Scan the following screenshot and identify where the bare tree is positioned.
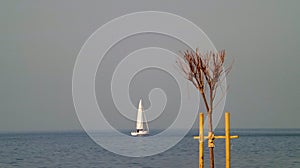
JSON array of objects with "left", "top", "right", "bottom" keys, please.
[{"left": 177, "top": 49, "right": 232, "bottom": 168}]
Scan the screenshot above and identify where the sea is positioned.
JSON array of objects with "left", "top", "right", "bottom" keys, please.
[{"left": 0, "top": 129, "right": 299, "bottom": 168}]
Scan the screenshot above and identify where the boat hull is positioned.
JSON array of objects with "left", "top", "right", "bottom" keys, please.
[{"left": 131, "top": 130, "right": 149, "bottom": 136}]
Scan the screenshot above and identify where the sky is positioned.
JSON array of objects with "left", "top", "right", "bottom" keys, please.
[{"left": 0, "top": 0, "right": 300, "bottom": 132}]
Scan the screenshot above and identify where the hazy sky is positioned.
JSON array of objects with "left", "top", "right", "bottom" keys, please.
[{"left": 1, "top": 0, "right": 300, "bottom": 132}]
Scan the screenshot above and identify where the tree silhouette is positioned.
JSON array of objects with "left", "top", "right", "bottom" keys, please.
[{"left": 177, "top": 49, "right": 232, "bottom": 168}]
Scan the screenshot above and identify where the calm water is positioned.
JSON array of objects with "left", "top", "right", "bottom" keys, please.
[{"left": 0, "top": 129, "right": 300, "bottom": 168}]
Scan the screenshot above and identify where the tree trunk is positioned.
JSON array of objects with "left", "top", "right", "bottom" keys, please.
[
  {"left": 200, "top": 88, "right": 215, "bottom": 168},
  {"left": 208, "top": 112, "right": 215, "bottom": 168},
  {"left": 209, "top": 148, "right": 214, "bottom": 168}
]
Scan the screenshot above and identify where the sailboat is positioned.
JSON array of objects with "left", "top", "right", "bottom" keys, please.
[{"left": 131, "top": 99, "right": 149, "bottom": 136}]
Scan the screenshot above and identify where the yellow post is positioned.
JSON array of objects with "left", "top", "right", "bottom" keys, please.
[
  {"left": 193, "top": 112, "right": 238, "bottom": 168},
  {"left": 199, "top": 113, "right": 204, "bottom": 168},
  {"left": 225, "top": 112, "right": 230, "bottom": 168}
]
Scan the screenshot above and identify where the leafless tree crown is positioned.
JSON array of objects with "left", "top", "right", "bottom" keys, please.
[{"left": 176, "top": 49, "right": 232, "bottom": 112}]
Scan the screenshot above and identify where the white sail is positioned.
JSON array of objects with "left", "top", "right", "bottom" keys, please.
[
  {"left": 136, "top": 99, "right": 143, "bottom": 130},
  {"left": 131, "top": 99, "right": 149, "bottom": 136}
]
